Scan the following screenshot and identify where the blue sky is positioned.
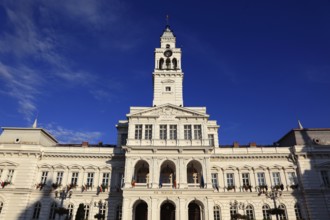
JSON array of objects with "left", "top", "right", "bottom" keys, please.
[{"left": 0, "top": 0, "right": 329, "bottom": 145}]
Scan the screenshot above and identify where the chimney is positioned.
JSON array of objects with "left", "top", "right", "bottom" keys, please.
[
  {"left": 82, "top": 141, "right": 89, "bottom": 147},
  {"left": 233, "top": 141, "right": 239, "bottom": 148},
  {"left": 249, "top": 142, "right": 257, "bottom": 148}
]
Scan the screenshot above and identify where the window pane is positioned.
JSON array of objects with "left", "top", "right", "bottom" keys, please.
[
  {"left": 208, "top": 134, "right": 215, "bottom": 146},
  {"left": 87, "top": 173, "right": 94, "bottom": 186},
  {"left": 242, "top": 173, "right": 250, "bottom": 185},
  {"left": 211, "top": 173, "right": 218, "bottom": 189},
  {"left": 41, "top": 171, "right": 48, "bottom": 184},
  {"left": 71, "top": 172, "right": 79, "bottom": 185},
  {"left": 56, "top": 172, "right": 63, "bottom": 185},
  {"left": 145, "top": 125, "right": 152, "bottom": 140},
  {"left": 272, "top": 172, "right": 281, "bottom": 185},
  {"left": 257, "top": 172, "right": 266, "bottom": 186},
  {"left": 135, "top": 125, "right": 142, "bottom": 139},
  {"left": 169, "top": 125, "right": 177, "bottom": 140},
  {"left": 193, "top": 125, "right": 202, "bottom": 139},
  {"left": 226, "top": 173, "right": 234, "bottom": 186},
  {"left": 160, "top": 125, "right": 167, "bottom": 140},
  {"left": 184, "top": 125, "right": 192, "bottom": 140}
]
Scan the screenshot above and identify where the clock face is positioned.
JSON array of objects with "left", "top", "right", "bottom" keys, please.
[{"left": 164, "top": 50, "right": 173, "bottom": 57}]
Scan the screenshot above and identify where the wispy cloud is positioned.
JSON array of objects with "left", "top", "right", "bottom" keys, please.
[
  {"left": 45, "top": 123, "right": 102, "bottom": 143},
  {"left": 0, "top": 62, "right": 42, "bottom": 120},
  {"left": 0, "top": 0, "right": 127, "bottom": 121}
]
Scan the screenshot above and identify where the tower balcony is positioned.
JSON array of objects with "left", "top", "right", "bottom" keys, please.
[{"left": 126, "top": 138, "right": 212, "bottom": 147}]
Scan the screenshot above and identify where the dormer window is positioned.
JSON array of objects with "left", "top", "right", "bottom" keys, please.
[{"left": 165, "top": 87, "right": 171, "bottom": 92}]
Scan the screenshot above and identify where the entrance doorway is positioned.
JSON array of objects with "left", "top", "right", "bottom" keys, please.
[
  {"left": 188, "top": 202, "right": 201, "bottom": 220},
  {"left": 135, "top": 201, "right": 148, "bottom": 220},
  {"left": 160, "top": 202, "right": 175, "bottom": 220}
]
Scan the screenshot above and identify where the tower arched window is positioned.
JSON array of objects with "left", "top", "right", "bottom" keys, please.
[
  {"left": 166, "top": 44, "right": 170, "bottom": 48},
  {"left": 32, "top": 202, "right": 41, "bottom": 219},
  {"left": 166, "top": 58, "right": 171, "bottom": 69},
  {"left": 159, "top": 58, "right": 164, "bottom": 70},
  {"left": 172, "top": 58, "right": 177, "bottom": 70}
]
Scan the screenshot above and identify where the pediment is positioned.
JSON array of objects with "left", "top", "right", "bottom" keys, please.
[{"left": 127, "top": 104, "right": 209, "bottom": 118}]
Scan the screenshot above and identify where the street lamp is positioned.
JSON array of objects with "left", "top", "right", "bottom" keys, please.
[
  {"left": 258, "top": 186, "right": 284, "bottom": 220},
  {"left": 55, "top": 189, "right": 72, "bottom": 220}
]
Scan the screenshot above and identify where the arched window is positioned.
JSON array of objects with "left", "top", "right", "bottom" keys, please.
[
  {"left": 116, "top": 205, "right": 122, "bottom": 220},
  {"left": 48, "top": 202, "right": 57, "bottom": 220},
  {"left": 278, "top": 204, "right": 288, "bottom": 220},
  {"left": 172, "top": 58, "right": 177, "bottom": 70},
  {"left": 294, "top": 203, "right": 303, "bottom": 220},
  {"left": 32, "top": 202, "right": 41, "bottom": 219},
  {"left": 262, "top": 204, "right": 271, "bottom": 220},
  {"left": 159, "top": 58, "right": 164, "bottom": 70},
  {"left": 166, "top": 44, "right": 170, "bottom": 48},
  {"left": 0, "top": 201, "right": 3, "bottom": 215},
  {"left": 84, "top": 204, "right": 90, "bottom": 220},
  {"left": 245, "top": 205, "right": 255, "bottom": 220},
  {"left": 230, "top": 205, "right": 237, "bottom": 219},
  {"left": 213, "top": 205, "right": 221, "bottom": 220},
  {"left": 67, "top": 204, "right": 74, "bottom": 220},
  {"left": 166, "top": 58, "right": 171, "bottom": 69},
  {"left": 100, "top": 203, "right": 107, "bottom": 219}
]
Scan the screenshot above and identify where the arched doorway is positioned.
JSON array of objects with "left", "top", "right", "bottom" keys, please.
[
  {"left": 135, "top": 201, "right": 148, "bottom": 220},
  {"left": 188, "top": 202, "right": 201, "bottom": 220},
  {"left": 160, "top": 202, "right": 175, "bottom": 220}
]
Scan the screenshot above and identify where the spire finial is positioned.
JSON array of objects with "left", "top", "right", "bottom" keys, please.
[
  {"left": 32, "top": 111, "right": 39, "bottom": 128},
  {"left": 166, "top": 14, "right": 169, "bottom": 26},
  {"left": 298, "top": 120, "right": 303, "bottom": 129}
]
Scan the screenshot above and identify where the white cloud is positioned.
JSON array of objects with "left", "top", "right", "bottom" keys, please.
[{"left": 45, "top": 123, "right": 103, "bottom": 143}]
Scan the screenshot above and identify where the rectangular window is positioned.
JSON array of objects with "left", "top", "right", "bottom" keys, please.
[
  {"left": 321, "top": 170, "right": 330, "bottom": 187},
  {"left": 194, "top": 125, "right": 202, "bottom": 139},
  {"left": 7, "top": 169, "right": 14, "bottom": 182},
  {"left": 56, "top": 172, "right": 64, "bottom": 185},
  {"left": 102, "top": 173, "right": 110, "bottom": 186},
  {"left": 145, "top": 125, "right": 152, "bottom": 140},
  {"left": 272, "top": 172, "right": 281, "bottom": 185},
  {"left": 287, "top": 172, "right": 297, "bottom": 185},
  {"left": 211, "top": 173, "right": 218, "bottom": 189},
  {"left": 184, "top": 125, "right": 192, "bottom": 140},
  {"left": 242, "top": 173, "right": 250, "bottom": 186},
  {"left": 208, "top": 134, "right": 215, "bottom": 146},
  {"left": 84, "top": 205, "right": 90, "bottom": 220},
  {"left": 169, "top": 125, "right": 177, "bottom": 140},
  {"left": 121, "top": 134, "right": 127, "bottom": 145},
  {"left": 160, "top": 125, "right": 167, "bottom": 140},
  {"left": 87, "top": 172, "right": 94, "bottom": 186},
  {"left": 40, "top": 171, "right": 48, "bottom": 184},
  {"left": 226, "top": 173, "right": 234, "bottom": 187},
  {"left": 165, "top": 86, "right": 171, "bottom": 91},
  {"left": 134, "top": 125, "right": 142, "bottom": 140},
  {"left": 71, "top": 172, "right": 79, "bottom": 185},
  {"left": 257, "top": 172, "right": 266, "bottom": 186}
]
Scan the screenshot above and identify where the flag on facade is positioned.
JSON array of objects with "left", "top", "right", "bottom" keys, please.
[{"left": 131, "top": 175, "right": 136, "bottom": 187}]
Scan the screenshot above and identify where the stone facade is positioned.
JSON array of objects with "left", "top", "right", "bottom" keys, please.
[{"left": 0, "top": 25, "right": 329, "bottom": 220}]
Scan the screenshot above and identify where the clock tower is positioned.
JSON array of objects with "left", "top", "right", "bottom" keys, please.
[{"left": 152, "top": 25, "right": 183, "bottom": 107}]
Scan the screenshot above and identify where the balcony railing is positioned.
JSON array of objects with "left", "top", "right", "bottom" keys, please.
[{"left": 127, "top": 139, "right": 212, "bottom": 147}]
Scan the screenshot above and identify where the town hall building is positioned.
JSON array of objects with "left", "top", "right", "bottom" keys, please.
[{"left": 1, "top": 25, "right": 330, "bottom": 220}]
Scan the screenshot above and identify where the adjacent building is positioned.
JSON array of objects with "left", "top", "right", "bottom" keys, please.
[{"left": 0, "top": 25, "right": 329, "bottom": 220}]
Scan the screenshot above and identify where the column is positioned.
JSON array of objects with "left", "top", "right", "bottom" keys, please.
[
  {"left": 179, "top": 198, "right": 186, "bottom": 220},
  {"left": 204, "top": 157, "right": 212, "bottom": 189},
  {"left": 250, "top": 169, "right": 257, "bottom": 191},
  {"left": 151, "top": 198, "right": 158, "bottom": 220},
  {"left": 121, "top": 198, "right": 130, "bottom": 220}
]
